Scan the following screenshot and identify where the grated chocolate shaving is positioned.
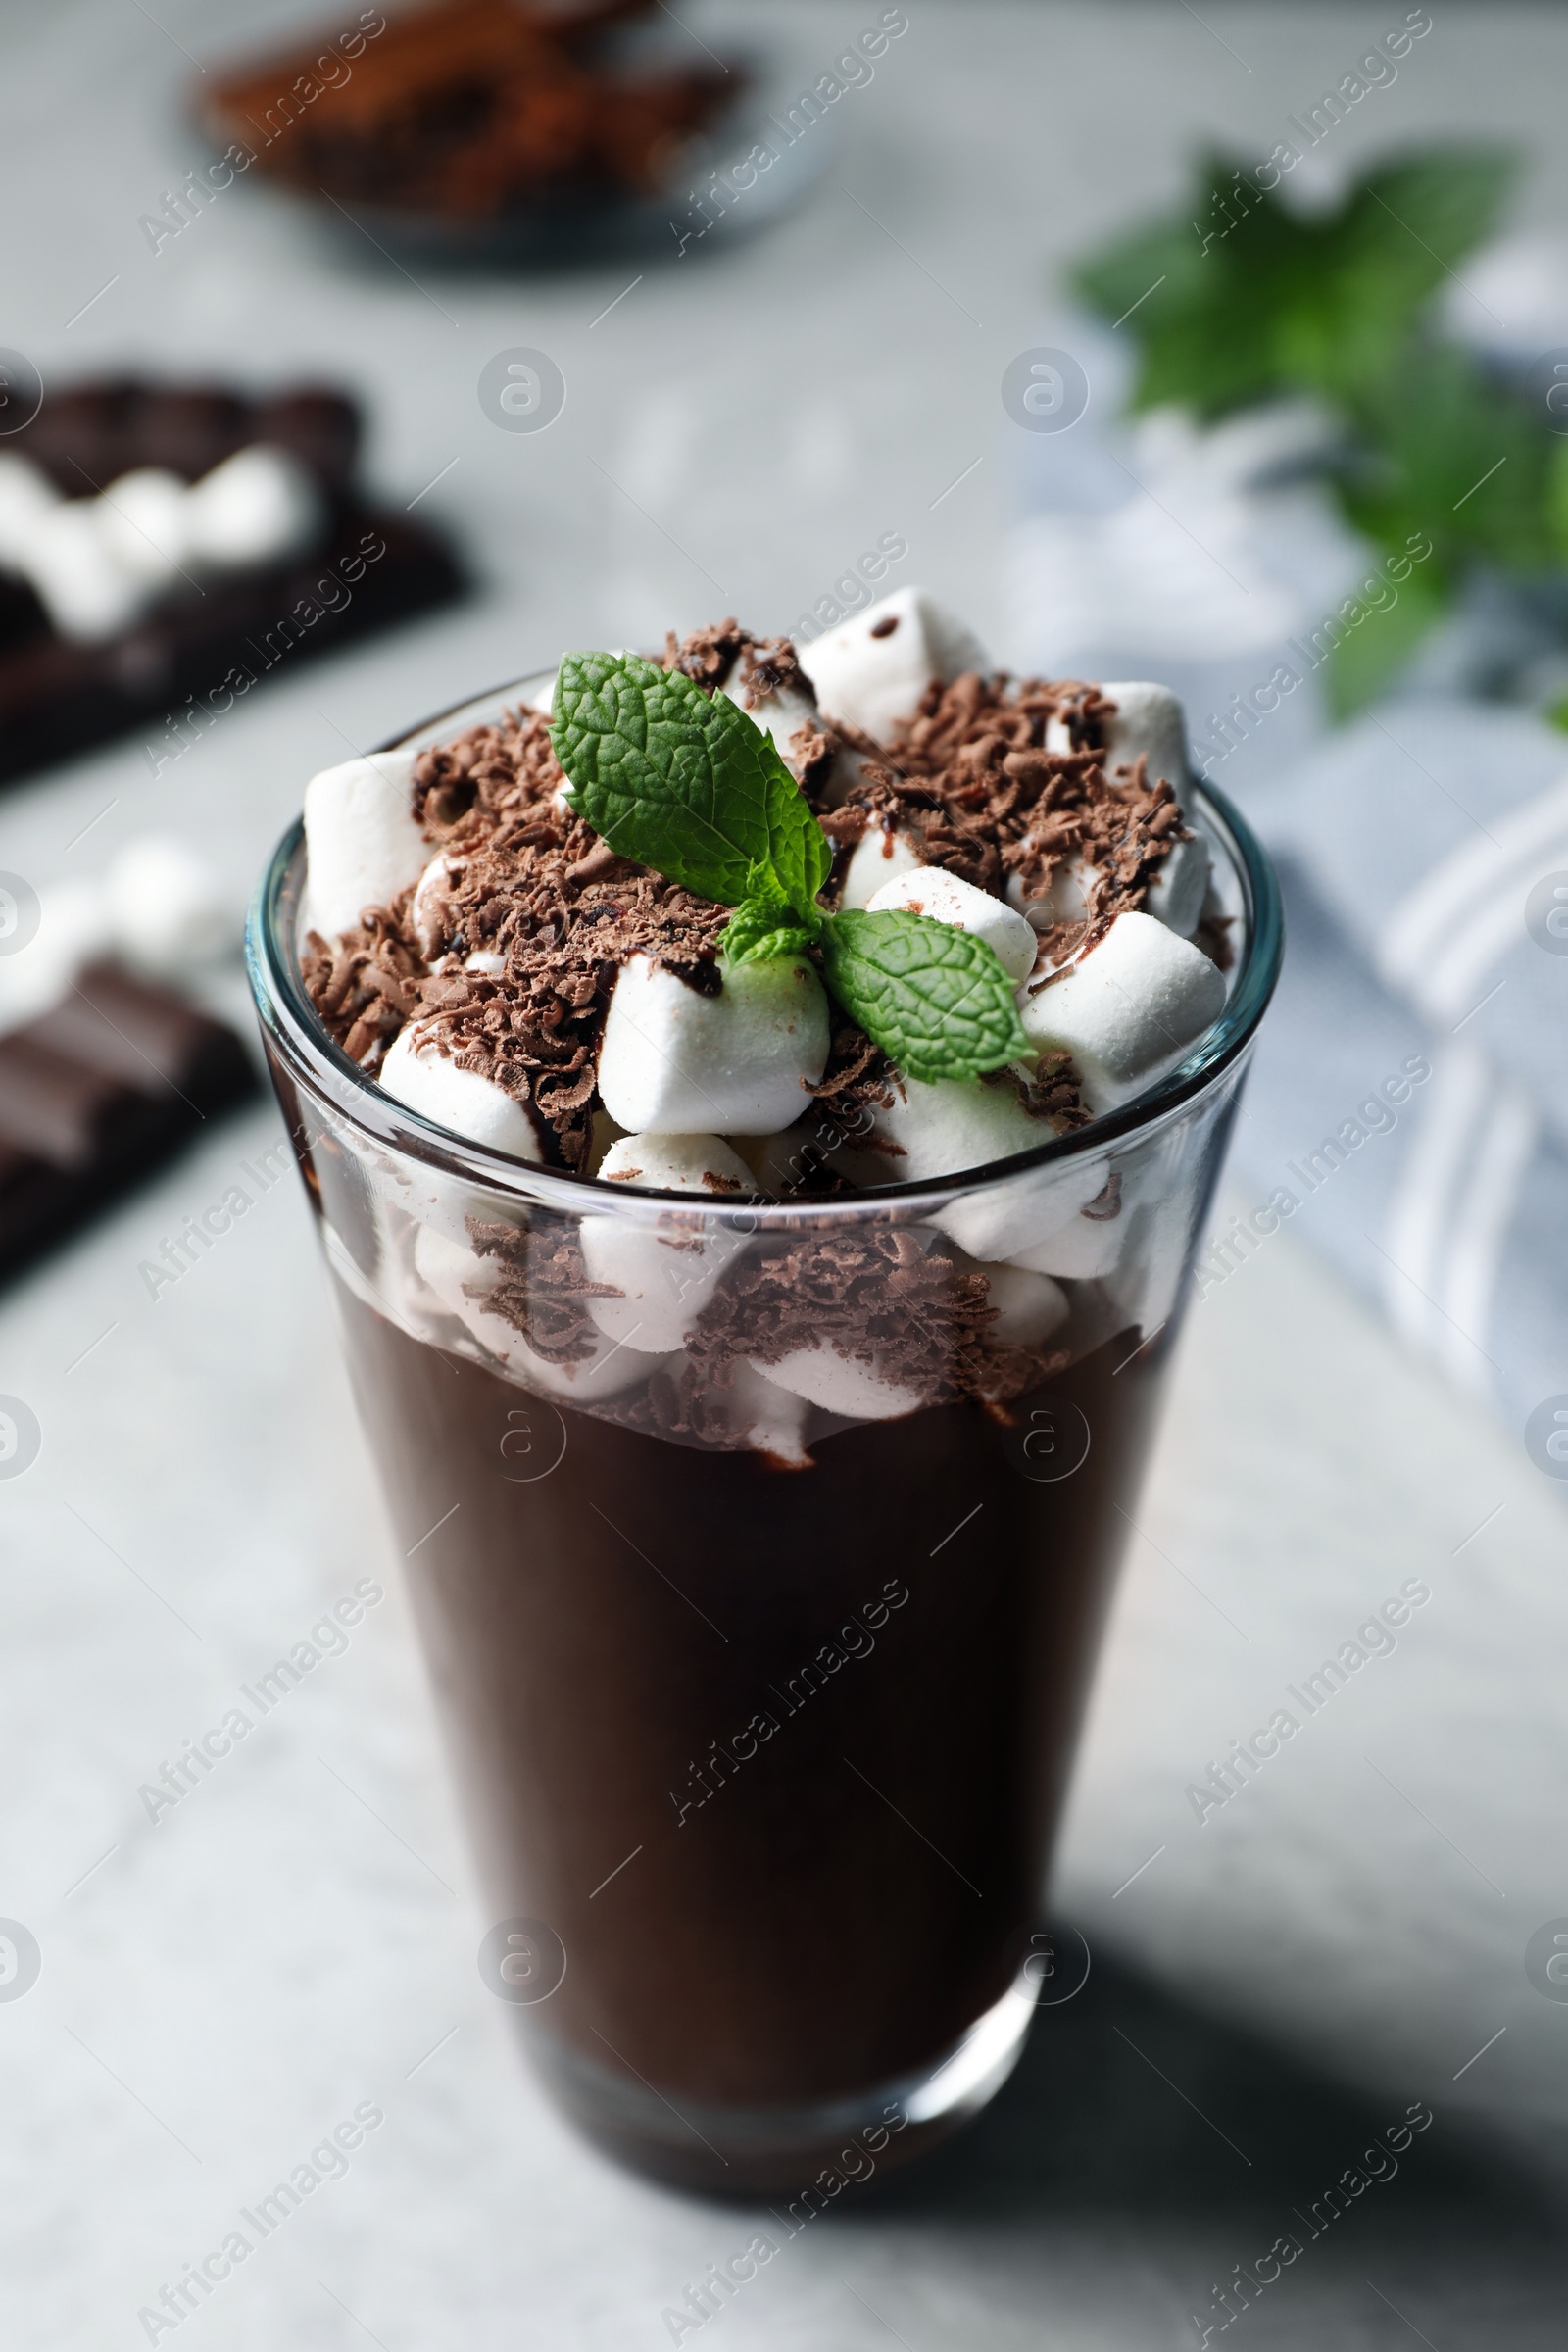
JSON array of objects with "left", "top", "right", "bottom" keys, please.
[
  {"left": 303, "top": 899, "right": 424, "bottom": 1074},
  {"left": 732, "top": 634, "right": 807, "bottom": 703},
  {"left": 684, "top": 1227, "right": 1066, "bottom": 1411},
  {"left": 821, "top": 673, "right": 1197, "bottom": 972},
  {"left": 466, "top": 1219, "right": 614, "bottom": 1363},
  {"left": 805, "top": 1022, "right": 901, "bottom": 1151},
  {"left": 662, "top": 617, "right": 748, "bottom": 692},
  {"left": 1082, "top": 1171, "right": 1123, "bottom": 1221}
]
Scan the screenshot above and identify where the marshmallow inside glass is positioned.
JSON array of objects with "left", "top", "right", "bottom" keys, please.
[{"left": 248, "top": 592, "right": 1280, "bottom": 2193}]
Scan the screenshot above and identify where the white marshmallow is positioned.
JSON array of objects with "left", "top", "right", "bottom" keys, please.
[
  {"left": 594, "top": 1130, "right": 756, "bottom": 1200},
  {"left": 384, "top": 1164, "right": 507, "bottom": 1253},
  {"left": 934, "top": 1155, "right": 1105, "bottom": 1263},
  {"left": 874, "top": 1081, "right": 1113, "bottom": 1262},
  {"left": 105, "top": 836, "right": 231, "bottom": 975},
  {"left": 412, "top": 1217, "right": 489, "bottom": 1306},
  {"left": 866, "top": 865, "right": 1037, "bottom": 986},
  {"left": 1017, "top": 910, "right": 1226, "bottom": 1113},
  {"left": 720, "top": 675, "right": 821, "bottom": 775},
  {"left": 838, "top": 823, "right": 927, "bottom": 910},
  {"left": 798, "top": 586, "right": 987, "bottom": 745},
  {"left": 598, "top": 952, "right": 830, "bottom": 1137},
  {"left": 758, "top": 1342, "right": 926, "bottom": 1422},
  {"left": 414, "top": 1224, "right": 664, "bottom": 1399},
  {"left": 380, "top": 1021, "right": 543, "bottom": 1160},
  {"left": 1099, "top": 681, "right": 1192, "bottom": 791},
  {"left": 1008, "top": 1200, "right": 1126, "bottom": 1279},
  {"left": 0, "top": 453, "right": 60, "bottom": 562},
  {"left": 1044, "top": 683, "right": 1204, "bottom": 933},
  {"left": 303, "top": 750, "right": 425, "bottom": 939},
  {"left": 22, "top": 500, "right": 144, "bottom": 640},
  {"left": 1048, "top": 681, "right": 1191, "bottom": 791},
  {"left": 0, "top": 445, "right": 323, "bottom": 628},
  {"left": 0, "top": 445, "right": 323, "bottom": 637},
  {"left": 980, "top": 1261, "right": 1069, "bottom": 1347},
  {"left": 1108, "top": 1168, "right": 1200, "bottom": 1340},
  {"left": 465, "top": 950, "right": 506, "bottom": 975},
  {"left": 871, "top": 1073, "right": 1055, "bottom": 1185},
  {"left": 727, "top": 1361, "right": 811, "bottom": 1466},
  {"left": 414, "top": 1218, "right": 503, "bottom": 1319},
  {"left": 185, "top": 443, "right": 321, "bottom": 569},
  {"left": 0, "top": 876, "right": 111, "bottom": 1038},
  {"left": 98, "top": 468, "right": 191, "bottom": 587},
  {"left": 1144, "top": 829, "right": 1210, "bottom": 938},
  {"left": 1005, "top": 853, "right": 1091, "bottom": 931},
  {"left": 581, "top": 1132, "right": 756, "bottom": 1351}
]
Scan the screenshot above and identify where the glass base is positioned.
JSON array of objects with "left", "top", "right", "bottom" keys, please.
[{"left": 524, "top": 1959, "right": 1040, "bottom": 2197}]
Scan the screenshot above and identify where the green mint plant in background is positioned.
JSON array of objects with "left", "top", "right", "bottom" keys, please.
[
  {"left": 551, "top": 653, "right": 1031, "bottom": 1086},
  {"left": 1071, "top": 145, "right": 1568, "bottom": 716}
]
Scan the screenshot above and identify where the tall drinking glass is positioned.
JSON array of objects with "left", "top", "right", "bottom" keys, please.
[{"left": 248, "top": 674, "right": 1282, "bottom": 2195}]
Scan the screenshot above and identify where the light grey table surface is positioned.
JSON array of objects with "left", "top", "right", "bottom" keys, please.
[{"left": 3, "top": 5, "right": 1567, "bottom": 2346}]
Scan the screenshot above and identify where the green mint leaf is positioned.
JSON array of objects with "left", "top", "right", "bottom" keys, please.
[
  {"left": 820, "top": 908, "right": 1030, "bottom": 1085},
  {"left": 551, "top": 650, "right": 831, "bottom": 910},
  {"left": 721, "top": 897, "right": 820, "bottom": 967},
  {"left": 1547, "top": 439, "right": 1568, "bottom": 564},
  {"left": 1343, "top": 343, "right": 1556, "bottom": 581},
  {"left": 1072, "top": 144, "right": 1515, "bottom": 420},
  {"left": 1070, "top": 142, "right": 1522, "bottom": 698},
  {"left": 1323, "top": 562, "right": 1446, "bottom": 716},
  {"left": 760, "top": 742, "right": 833, "bottom": 913}
]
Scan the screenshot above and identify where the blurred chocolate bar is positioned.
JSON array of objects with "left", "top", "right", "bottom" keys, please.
[
  {"left": 0, "top": 377, "right": 463, "bottom": 785},
  {"left": 0, "top": 963, "right": 259, "bottom": 1282},
  {"left": 199, "top": 0, "right": 732, "bottom": 217}
]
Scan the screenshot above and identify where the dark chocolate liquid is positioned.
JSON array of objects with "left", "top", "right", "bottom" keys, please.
[{"left": 336, "top": 1285, "right": 1162, "bottom": 2185}]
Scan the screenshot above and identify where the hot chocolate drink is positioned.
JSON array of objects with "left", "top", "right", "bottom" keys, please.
[{"left": 335, "top": 1296, "right": 1162, "bottom": 2191}]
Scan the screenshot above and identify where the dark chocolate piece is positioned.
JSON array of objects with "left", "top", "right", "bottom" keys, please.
[
  {"left": 0, "top": 964, "right": 258, "bottom": 1283},
  {"left": 0, "top": 377, "right": 463, "bottom": 787},
  {"left": 253, "top": 390, "right": 362, "bottom": 488},
  {"left": 198, "top": 0, "right": 734, "bottom": 219}
]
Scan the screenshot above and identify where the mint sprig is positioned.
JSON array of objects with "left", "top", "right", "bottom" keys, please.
[
  {"left": 551, "top": 651, "right": 1028, "bottom": 1084},
  {"left": 1068, "top": 143, "right": 1556, "bottom": 712},
  {"left": 1072, "top": 145, "right": 1514, "bottom": 422},
  {"left": 720, "top": 872, "right": 822, "bottom": 968}
]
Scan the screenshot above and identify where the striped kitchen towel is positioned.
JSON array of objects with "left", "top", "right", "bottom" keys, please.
[{"left": 1212, "top": 698, "right": 1568, "bottom": 1476}]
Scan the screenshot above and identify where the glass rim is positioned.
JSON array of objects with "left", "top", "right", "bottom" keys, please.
[{"left": 246, "top": 670, "right": 1285, "bottom": 1219}]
